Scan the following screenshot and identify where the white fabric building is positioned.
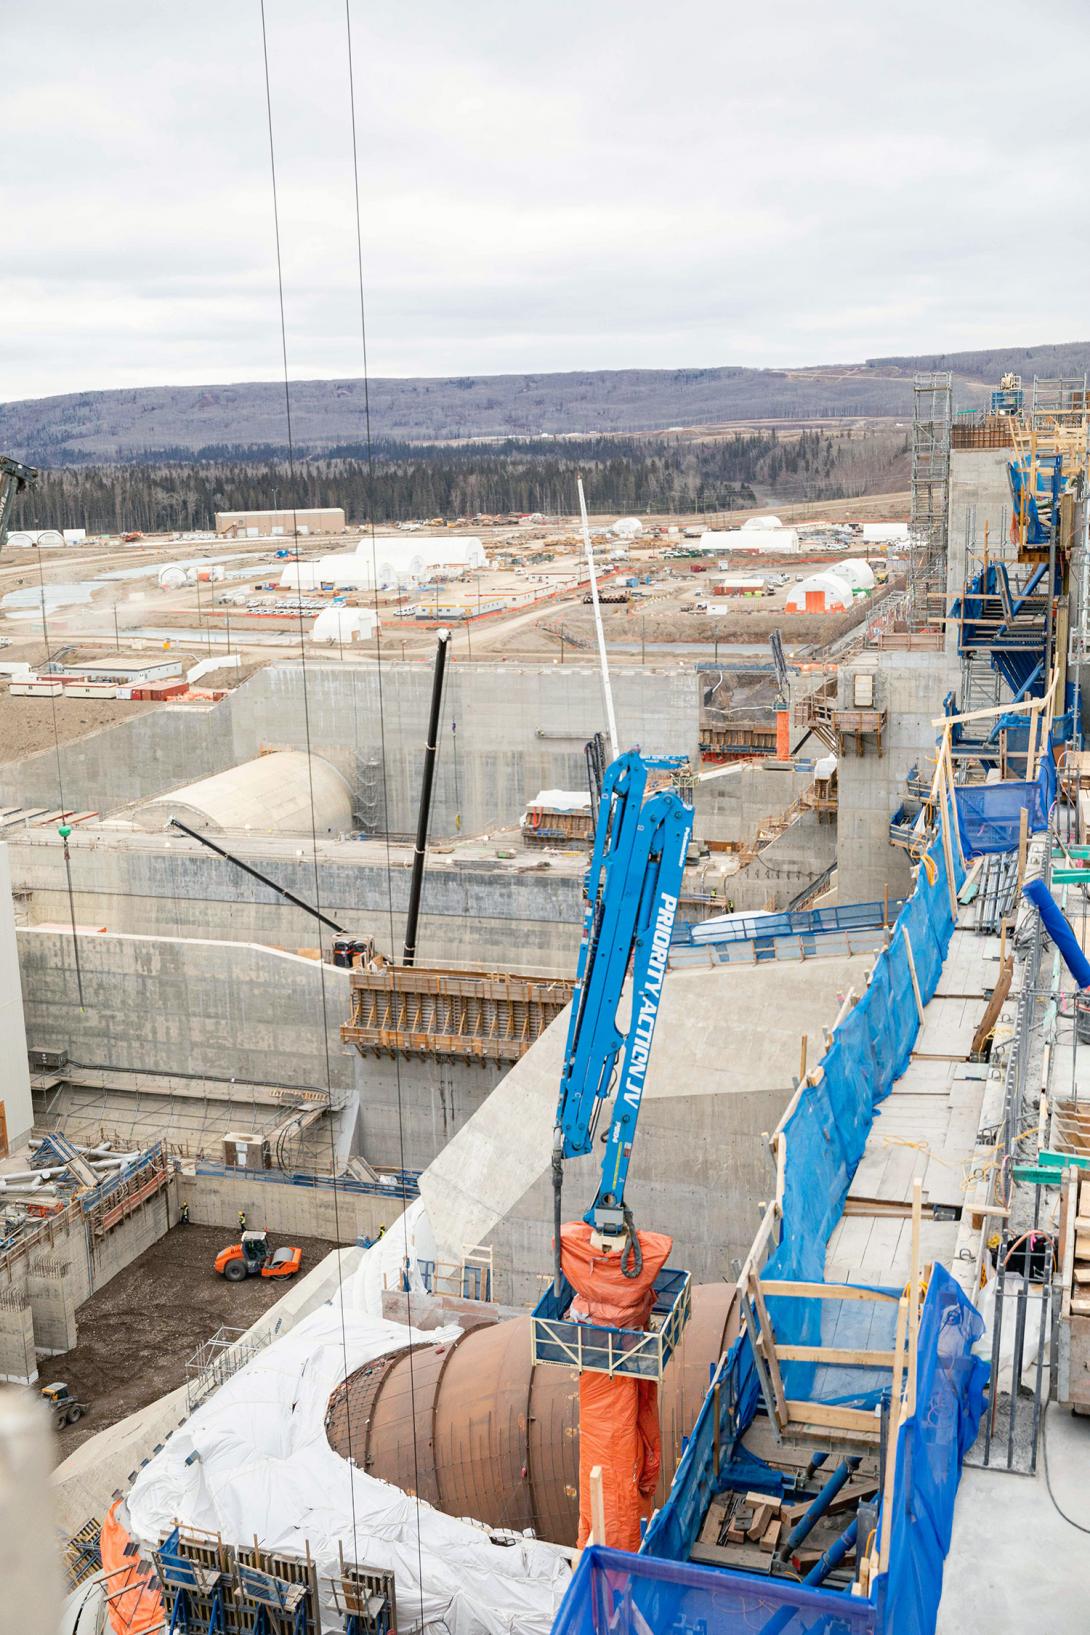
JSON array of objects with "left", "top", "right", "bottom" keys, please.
[
  {"left": 784, "top": 571, "right": 854, "bottom": 612},
  {"left": 353, "top": 535, "right": 486, "bottom": 580},
  {"left": 611, "top": 517, "right": 644, "bottom": 538},
  {"left": 278, "top": 561, "right": 325, "bottom": 590},
  {"left": 282, "top": 538, "right": 485, "bottom": 592},
  {"left": 741, "top": 515, "right": 784, "bottom": 530},
  {"left": 701, "top": 526, "right": 800, "bottom": 554},
  {"left": 862, "top": 523, "right": 910, "bottom": 545},
  {"left": 311, "top": 606, "right": 379, "bottom": 644},
  {"left": 835, "top": 559, "right": 876, "bottom": 592}
]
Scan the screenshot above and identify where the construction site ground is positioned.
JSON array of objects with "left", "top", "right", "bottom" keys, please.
[{"left": 46, "top": 1223, "right": 337, "bottom": 1462}]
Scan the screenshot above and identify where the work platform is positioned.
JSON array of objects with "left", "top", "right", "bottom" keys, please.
[{"left": 341, "top": 963, "right": 573, "bottom": 1063}]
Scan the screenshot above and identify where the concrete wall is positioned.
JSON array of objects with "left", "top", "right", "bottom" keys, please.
[
  {"left": 184, "top": 1169, "right": 405, "bottom": 1243},
  {"left": 355, "top": 1052, "right": 507, "bottom": 1172},
  {"left": 0, "top": 1289, "right": 37, "bottom": 1383},
  {"left": 835, "top": 650, "right": 960, "bottom": 904},
  {"left": 0, "top": 1176, "right": 175, "bottom": 1375},
  {"left": 27, "top": 1257, "right": 78, "bottom": 1355},
  {"left": 693, "top": 763, "right": 812, "bottom": 846},
  {"left": 0, "top": 845, "right": 33, "bottom": 1150},
  {"left": 0, "top": 662, "right": 701, "bottom": 839},
  {"left": 18, "top": 929, "right": 355, "bottom": 1098},
  {"left": 421, "top": 954, "right": 870, "bottom": 1307},
  {"left": 946, "top": 447, "right": 1017, "bottom": 658},
  {"left": 9, "top": 832, "right": 585, "bottom": 972}
]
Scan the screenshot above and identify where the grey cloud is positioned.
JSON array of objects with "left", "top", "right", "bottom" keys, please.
[{"left": 3, "top": 0, "right": 1090, "bottom": 401}]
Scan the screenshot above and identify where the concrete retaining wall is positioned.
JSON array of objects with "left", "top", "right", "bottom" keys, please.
[
  {"left": 10, "top": 834, "right": 585, "bottom": 972},
  {"left": 0, "top": 1288, "right": 37, "bottom": 1383},
  {"left": 18, "top": 929, "right": 355, "bottom": 1097},
  {"left": 0, "top": 1175, "right": 175, "bottom": 1375},
  {"left": 184, "top": 1169, "right": 405, "bottom": 1243},
  {"left": 0, "top": 661, "right": 701, "bottom": 839}
]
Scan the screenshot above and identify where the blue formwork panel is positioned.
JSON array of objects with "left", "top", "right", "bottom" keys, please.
[{"left": 531, "top": 1267, "right": 691, "bottom": 1380}]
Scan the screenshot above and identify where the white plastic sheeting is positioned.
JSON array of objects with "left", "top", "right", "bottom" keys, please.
[
  {"left": 521, "top": 788, "right": 592, "bottom": 822},
  {"left": 126, "top": 1203, "right": 569, "bottom": 1635}
]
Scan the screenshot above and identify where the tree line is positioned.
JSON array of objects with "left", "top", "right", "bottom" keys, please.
[{"left": 10, "top": 428, "right": 904, "bottom": 535}]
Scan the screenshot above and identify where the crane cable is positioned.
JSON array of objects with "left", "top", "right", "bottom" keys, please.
[{"left": 344, "top": 2, "right": 428, "bottom": 1621}]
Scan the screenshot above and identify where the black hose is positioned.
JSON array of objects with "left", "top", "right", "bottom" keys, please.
[
  {"left": 620, "top": 1207, "right": 644, "bottom": 1280},
  {"left": 552, "top": 1138, "right": 564, "bottom": 1298}
]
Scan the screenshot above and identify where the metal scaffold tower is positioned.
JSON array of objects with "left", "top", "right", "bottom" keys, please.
[{"left": 908, "top": 371, "right": 953, "bottom": 625}]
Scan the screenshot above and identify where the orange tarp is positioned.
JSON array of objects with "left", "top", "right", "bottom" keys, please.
[
  {"left": 560, "top": 1221, "right": 672, "bottom": 1552},
  {"left": 99, "top": 1500, "right": 163, "bottom": 1635}
]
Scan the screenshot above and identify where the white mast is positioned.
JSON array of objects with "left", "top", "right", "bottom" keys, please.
[{"left": 578, "top": 476, "right": 619, "bottom": 759}]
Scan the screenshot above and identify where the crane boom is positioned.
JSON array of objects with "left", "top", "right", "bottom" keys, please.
[{"left": 552, "top": 748, "right": 693, "bottom": 1280}]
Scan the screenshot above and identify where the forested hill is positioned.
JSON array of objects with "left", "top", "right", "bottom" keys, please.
[
  {"left": 11, "top": 429, "right": 908, "bottom": 536},
  {"left": 4, "top": 340, "right": 1090, "bottom": 465}
]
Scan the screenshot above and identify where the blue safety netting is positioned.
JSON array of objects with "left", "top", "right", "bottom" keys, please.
[
  {"left": 581, "top": 817, "right": 979, "bottom": 1635},
  {"left": 955, "top": 751, "right": 1056, "bottom": 857},
  {"left": 883, "top": 1266, "right": 987, "bottom": 1635},
  {"left": 551, "top": 1545, "right": 879, "bottom": 1635}
]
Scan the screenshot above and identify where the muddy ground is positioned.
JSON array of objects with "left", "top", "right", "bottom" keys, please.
[{"left": 47, "top": 1223, "right": 337, "bottom": 1461}]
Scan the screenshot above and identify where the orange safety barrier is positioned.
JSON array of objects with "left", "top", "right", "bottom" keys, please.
[
  {"left": 99, "top": 1499, "right": 164, "bottom": 1635},
  {"left": 560, "top": 1221, "right": 672, "bottom": 1552}
]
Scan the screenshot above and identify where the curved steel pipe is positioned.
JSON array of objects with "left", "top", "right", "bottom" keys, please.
[{"left": 325, "top": 1282, "right": 737, "bottom": 1544}]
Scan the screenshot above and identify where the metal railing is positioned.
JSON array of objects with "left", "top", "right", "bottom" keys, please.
[
  {"left": 185, "top": 1324, "right": 271, "bottom": 1411},
  {"left": 193, "top": 1160, "right": 421, "bottom": 1200}
]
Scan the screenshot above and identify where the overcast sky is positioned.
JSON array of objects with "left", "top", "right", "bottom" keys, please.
[{"left": 4, "top": 0, "right": 1090, "bottom": 403}]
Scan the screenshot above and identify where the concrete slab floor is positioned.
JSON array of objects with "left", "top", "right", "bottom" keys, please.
[{"left": 937, "top": 1405, "right": 1090, "bottom": 1633}]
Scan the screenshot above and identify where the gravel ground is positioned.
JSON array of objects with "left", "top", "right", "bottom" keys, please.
[{"left": 46, "top": 1223, "right": 337, "bottom": 1460}]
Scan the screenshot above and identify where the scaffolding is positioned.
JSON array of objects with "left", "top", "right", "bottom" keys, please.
[{"left": 907, "top": 371, "right": 953, "bottom": 626}]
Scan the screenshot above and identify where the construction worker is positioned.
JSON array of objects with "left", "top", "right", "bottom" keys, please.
[
  {"left": 377, "top": 1224, "right": 387, "bottom": 1239},
  {"left": 180, "top": 1200, "right": 190, "bottom": 1227},
  {"left": 238, "top": 1209, "right": 247, "bottom": 1235}
]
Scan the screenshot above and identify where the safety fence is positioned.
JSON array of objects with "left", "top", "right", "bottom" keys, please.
[{"left": 554, "top": 813, "right": 986, "bottom": 1635}]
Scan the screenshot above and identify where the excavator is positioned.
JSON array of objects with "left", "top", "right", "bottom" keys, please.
[{"left": 214, "top": 1230, "right": 303, "bottom": 1282}]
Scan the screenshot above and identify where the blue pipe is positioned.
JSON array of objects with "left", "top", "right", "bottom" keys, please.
[
  {"left": 803, "top": 1516, "right": 859, "bottom": 1586},
  {"left": 779, "top": 1457, "right": 860, "bottom": 1558},
  {"left": 1023, "top": 879, "right": 1090, "bottom": 989}
]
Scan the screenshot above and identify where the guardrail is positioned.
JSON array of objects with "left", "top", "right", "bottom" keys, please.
[
  {"left": 193, "top": 1161, "right": 421, "bottom": 1200},
  {"left": 672, "top": 898, "right": 902, "bottom": 948}
]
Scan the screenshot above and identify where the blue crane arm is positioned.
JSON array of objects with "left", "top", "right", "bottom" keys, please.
[{"left": 552, "top": 749, "right": 693, "bottom": 1252}]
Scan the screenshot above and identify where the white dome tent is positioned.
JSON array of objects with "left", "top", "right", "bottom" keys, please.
[
  {"left": 835, "top": 559, "right": 877, "bottom": 592},
  {"left": 742, "top": 515, "right": 784, "bottom": 530},
  {"left": 353, "top": 535, "right": 485, "bottom": 579},
  {"left": 611, "top": 517, "right": 644, "bottom": 538},
  {"left": 311, "top": 606, "right": 379, "bottom": 645},
  {"left": 785, "top": 571, "right": 854, "bottom": 613}
]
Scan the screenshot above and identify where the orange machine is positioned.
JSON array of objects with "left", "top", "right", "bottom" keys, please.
[{"left": 214, "top": 1230, "right": 302, "bottom": 1282}]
